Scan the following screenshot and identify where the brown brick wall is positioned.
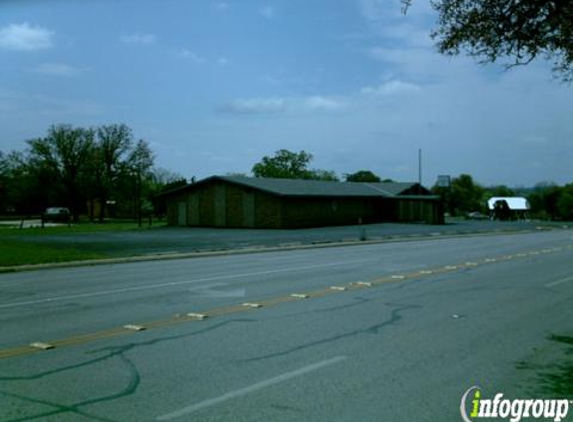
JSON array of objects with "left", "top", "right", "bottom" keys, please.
[
  {"left": 254, "top": 192, "right": 281, "bottom": 228},
  {"left": 225, "top": 184, "right": 245, "bottom": 227},
  {"left": 280, "top": 197, "right": 375, "bottom": 228},
  {"left": 165, "top": 180, "right": 443, "bottom": 227},
  {"left": 166, "top": 192, "right": 187, "bottom": 226}
]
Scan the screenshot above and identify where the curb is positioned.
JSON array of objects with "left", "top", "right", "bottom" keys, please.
[{"left": 0, "top": 226, "right": 566, "bottom": 274}]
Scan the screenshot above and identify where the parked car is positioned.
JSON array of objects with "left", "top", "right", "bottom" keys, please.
[
  {"left": 42, "top": 207, "right": 71, "bottom": 223},
  {"left": 466, "top": 211, "right": 489, "bottom": 220}
]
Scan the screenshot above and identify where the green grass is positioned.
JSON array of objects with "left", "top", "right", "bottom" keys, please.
[
  {"left": 0, "top": 240, "right": 106, "bottom": 267},
  {"left": 0, "top": 220, "right": 168, "bottom": 267}
]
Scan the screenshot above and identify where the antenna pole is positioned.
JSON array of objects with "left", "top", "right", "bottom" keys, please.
[{"left": 418, "top": 148, "right": 422, "bottom": 186}]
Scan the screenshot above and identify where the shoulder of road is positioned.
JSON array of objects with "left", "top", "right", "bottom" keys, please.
[{"left": 1, "top": 222, "right": 570, "bottom": 274}]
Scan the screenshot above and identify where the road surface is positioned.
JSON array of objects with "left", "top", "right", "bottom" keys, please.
[{"left": 1, "top": 230, "right": 572, "bottom": 421}]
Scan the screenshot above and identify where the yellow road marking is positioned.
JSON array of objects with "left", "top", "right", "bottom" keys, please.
[
  {"left": 30, "top": 342, "right": 54, "bottom": 350},
  {"left": 1, "top": 243, "right": 570, "bottom": 361},
  {"left": 242, "top": 302, "right": 263, "bottom": 308}
]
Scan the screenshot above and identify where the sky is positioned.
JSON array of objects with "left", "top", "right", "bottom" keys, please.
[{"left": 0, "top": 0, "right": 572, "bottom": 187}]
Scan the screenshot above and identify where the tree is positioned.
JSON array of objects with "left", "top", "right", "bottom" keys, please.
[
  {"left": 94, "top": 124, "right": 133, "bottom": 222},
  {"left": 311, "top": 169, "right": 339, "bottom": 182},
  {"left": 528, "top": 181, "right": 561, "bottom": 219},
  {"left": 28, "top": 124, "right": 95, "bottom": 221},
  {"left": 149, "top": 168, "right": 187, "bottom": 219},
  {"left": 0, "top": 151, "right": 7, "bottom": 212},
  {"left": 252, "top": 149, "right": 314, "bottom": 179},
  {"left": 345, "top": 170, "right": 382, "bottom": 183},
  {"left": 128, "top": 139, "right": 154, "bottom": 226},
  {"left": 431, "top": 0, "right": 573, "bottom": 81},
  {"left": 451, "top": 174, "right": 485, "bottom": 215},
  {"left": 252, "top": 149, "right": 338, "bottom": 181},
  {"left": 557, "top": 184, "right": 573, "bottom": 220},
  {"left": 487, "top": 185, "right": 515, "bottom": 197}
]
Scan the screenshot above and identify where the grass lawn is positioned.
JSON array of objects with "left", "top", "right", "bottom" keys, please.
[
  {"left": 0, "top": 240, "right": 106, "bottom": 267},
  {"left": 0, "top": 220, "right": 167, "bottom": 267}
]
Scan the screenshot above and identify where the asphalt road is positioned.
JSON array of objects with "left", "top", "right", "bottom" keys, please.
[{"left": 1, "top": 230, "right": 572, "bottom": 421}]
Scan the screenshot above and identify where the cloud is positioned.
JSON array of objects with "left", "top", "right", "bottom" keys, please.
[
  {"left": 367, "top": 46, "right": 478, "bottom": 82},
  {"left": 0, "top": 23, "right": 53, "bottom": 51},
  {"left": 360, "top": 80, "right": 421, "bottom": 96},
  {"left": 177, "top": 49, "right": 207, "bottom": 63},
  {"left": 217, "top": 57, "right": 229, "bottom": 66},
  {"left": 369, "top": 46, "right": 404, "bottom": 62},
  {"left": 120, "top": 33, "right": 156, "bottom": 44},
  {"left": 305, "top": 96, "right": 344, "bottom": 110},
  {"left": 221, "top": 97, "right": 286, "bottom": 113},
  {"left": 220, "top": 95, "right": 345, "bottom": 114},
  {"left": 32, "top": 63, "right": 86, "bottom": 77},
  {"left": 214, "top": 2, "right": 230, "bottom": 11},
  {"left": 259, "top": 5, "right": 276, "bottom": 18}
]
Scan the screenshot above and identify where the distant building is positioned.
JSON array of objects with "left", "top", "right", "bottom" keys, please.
[
  {"left": 160, "top": 175, "right": 444, "bottom": 228},
  {"left": 487, "top": 197, "right": 530, "bottom": 220}
]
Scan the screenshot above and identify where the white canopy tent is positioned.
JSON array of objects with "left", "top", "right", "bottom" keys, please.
[{"left": 487, "top": 197, "right": 530, "bottom": 211}]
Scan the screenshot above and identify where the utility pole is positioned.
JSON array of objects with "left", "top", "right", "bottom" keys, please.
[
  {"left": 418, "top": 148, "right": 422, "bottom": 187},
  {"left": 417, "top": 148, "right": 423, "bottom": 221}
]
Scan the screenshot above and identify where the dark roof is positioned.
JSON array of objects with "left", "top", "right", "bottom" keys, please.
[{"left": 161, "top": 175, "right": 435, "bottom": 198}]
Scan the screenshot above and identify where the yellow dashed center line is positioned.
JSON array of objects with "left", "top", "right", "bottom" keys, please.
[{"left": 1, "top": 243, "right": 571, "bottom": 360}]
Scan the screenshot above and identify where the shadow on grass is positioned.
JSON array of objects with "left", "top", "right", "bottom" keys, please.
[{"left": 517, "top": 334, "right": 573, "bottom": 397}]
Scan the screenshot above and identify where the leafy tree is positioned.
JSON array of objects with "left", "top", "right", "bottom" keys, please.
[
  {"left": 252, "top": 149, "right": 314, "bottom": 179},
  {"left": 28, "top": 124, "right": 95, "bottom": 221},
  {"left": 528, "top": 181, "right": 561, "bottom": 219},
  {"left": 487, "top": 185, "right": 515, "bottom": 197},
  {"left": 149, "top": 168, "right": 187, "bottom": 219},
  {"left": 94, "top": 124, "right": 133, "bottom": 221},
  {"left": 128, "top": 139, "right": 155, "bottom": 226},
  {"left": 0, "top": 151, "right": 6, "bottom": 211},
  {"left": 310, "top": 169, "right": 339, "bottom": 182},
  {"left": 252, "top": 149, "right": 338, "bottom": 181},
  {"left": 432, "top": 0, "right": 573, "bottom": 81},
  {"left": 152, "top": 168, "right": 186, "bottom": 186},
  {"left": 557, "top": 184, "right": 573, "bottom": 220},
  {"left": 345, "top": 170, "right": 382, "bottom": 183},
  {"left": 0, "top": 150, "right": 47, "bottom": 214},
  {"left": 451, "top": 174, "right": 485, "bottom": 215}
]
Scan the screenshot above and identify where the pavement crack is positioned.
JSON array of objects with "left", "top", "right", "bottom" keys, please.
[
  {"left": 0, "top": 388, "right": 120, "bottom": 422},
  {"left": 262, "top": 297, "right": 373, "bottom": 322},
  {"left": 86, "top": 318, "right": 256, "bottom": 355},
  {"left": 0, "top": 318, "right": 255, "bottom": 422},
  {"left": 0, "top": 347, "right": 134, "bottom": 422},
  {"left": 241, "top": 302, "right": 420, "bottom": 362}
]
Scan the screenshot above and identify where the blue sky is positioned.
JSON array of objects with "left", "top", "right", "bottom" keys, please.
[{"left": 1, "top": 0, "right": 572, "bottom": 187}]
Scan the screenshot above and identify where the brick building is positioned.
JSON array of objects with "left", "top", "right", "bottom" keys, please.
[{"left": 161, "top": 175, "right": 443, "bottom": 228}]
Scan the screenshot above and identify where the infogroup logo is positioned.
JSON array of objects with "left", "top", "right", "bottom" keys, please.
[{"left": 460, "top": 386, "right": 571, "bottom": 422}]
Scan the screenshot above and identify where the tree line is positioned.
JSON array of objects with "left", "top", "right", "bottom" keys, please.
[
  {"left": 252, "top": 151, "right": 573, "bottom": 221},
  {"left": 432, "top": 174, "right": 573, "bottom": 221},
  {"left": 0, "top": 124, "right": 186, "bottom": 224},
  {"left": 1, "top": 141, "right": 571, "bottom": 223},
  {"left": 251, "top": 149, "right": 392, "bottom": 183}
]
